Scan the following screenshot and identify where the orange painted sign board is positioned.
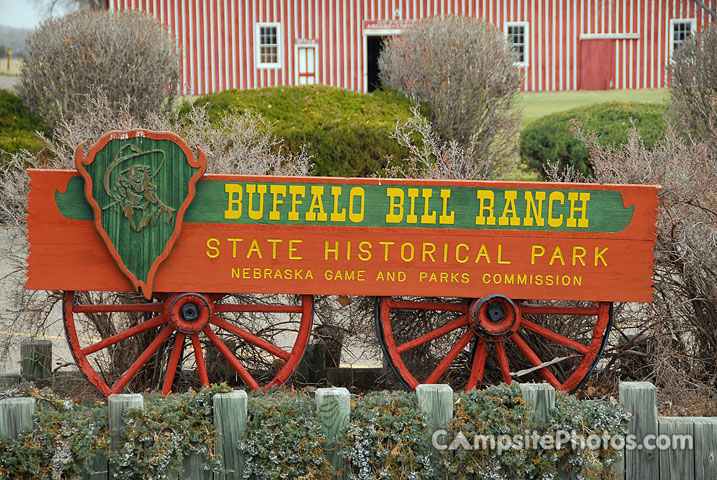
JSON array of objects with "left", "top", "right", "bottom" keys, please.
[{"left": 28, "top": 167, "right": 658, "bottom": 302}]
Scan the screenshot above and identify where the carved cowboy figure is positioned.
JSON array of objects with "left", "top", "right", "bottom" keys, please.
[{"left": 103, "top": 143, "right": 175, "bottom": 232}]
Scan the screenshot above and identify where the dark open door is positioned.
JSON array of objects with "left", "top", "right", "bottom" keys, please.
[{"left": 578, "top": 39, "right": 615, "bottom": 90}]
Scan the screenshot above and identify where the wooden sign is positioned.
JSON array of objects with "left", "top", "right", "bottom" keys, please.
[{"left": 27, "top": 130, "right": 659, "bottom": 303}]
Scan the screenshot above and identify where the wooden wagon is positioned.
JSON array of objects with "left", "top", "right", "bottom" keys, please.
[{"left": 26, "top": 130, "right": 658, "bottom": 397}]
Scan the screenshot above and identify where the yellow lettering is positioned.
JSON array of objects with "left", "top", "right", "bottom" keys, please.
[
  {"left": 406, "top": 188, "right": 419, "bottom": 224},
  {"left": 572, "top": 246, "right": 586, "bottom": 266},
  {"left": 497, "top": 244, "right": 511, "bottom": 264},
  {"left": 439, "top": 189, "right": 455, "bottom": 225},
  {"left": 474, "top": 244, "right": 491, "bottom": 264},
  {"left": 531, "top": 245, "right": 545, "bottom": 264},
  {"left": 475, "top": 191, "right": 496, "bottom": 226},
  {"left": 306, "top": 186, "right": 327, "bottom": 221},
  {"left": 206, "top": 238, "right": 220, "bottom": 258},
  {"left": 228, "top": 238, "right": 243, "bottom": 258},
  {"left": 330, "top": 186, "right": 346, "bottom": 222},
  {"left": 498, "top": 191, "right": 521, "bottom": 226},
  {"left": 422, "top": 243, "right": 436, "bottom": 262},
  {"left": 267, "top": 238, "right": 283, "bottom": 259},
  {"left": 595, "top": 246, "right": 608, "bottom": 266},
  {"left": 325, "top": 241, "right": 339, "bottom": 261},
  {"left": 386, "top": 188, "right": 404, "bottom": 223},
  {"left": 456, "top": 244, "right": 469, "bottom": 264},
  {"left": 421, "top": 189, "right": 436, "bottom": 224},
  {"left": 548, "top": 192, "right": 564, "bottom": 228},
  {"left": 349, "top": 187, "right": 365, "bottom": 223},
  {"left": 379, "top": 241, "right": 394, "bottom": 261},
  {"left": 246, "top": 184, "right": 267, "bottom": 220},
  {"left": 567, "top": 192, "right": 591, "bottom": 228},
  {"left": 358, "top": 241, "right": 372, "bottom": 261},
  {"left": 524, "top": 191, "right": 546, "bottom": 227},
  {"left": 288, "top": 185, "right": 305, "bottom": 221},
  {"left": 549, "top": 246, "right": 566, "bottom": 266},
  {"left": 289, "top": 240, "right": 302, "bottom": 260},
  {"left": 247, "top": 239, "right": 262, "bottom": 259},
  {"left": 269, "top": 185, "right": 286, "bottom": 221},
  {"left": 224, "top": 184, "right": 243, "bottom": 219}
]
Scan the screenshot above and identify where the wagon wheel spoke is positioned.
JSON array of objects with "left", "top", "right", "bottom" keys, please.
[
  {"left": 110, "top": 325, "right": 174, "bottom": 394},
  {"left": 494, "top": 340, "right": 512, "bottom": 384},
  {"left": 425, "top": 329, "right": 475, "bottom": 383},
  {"left": 192, "top": 333, "right": 210, "bottom": 387},
  {"left": 204, "top": 326, "right": 260, "bottom": 391},
  {"left": 211, "top": 316, "right": 291, "bottom": 361},
  {"left": 465, "top": 338, "right": 488, "bottom": 391},
  {"left": 396, "top": 315, "right": 469, "bottom": 354},
  {"left": 520, "top": 319, "right": 590, "bottom": 355},
  {"left": 81, "top": 315, "right": 169, "bottom": 355},
  {"left": 162, "top": 332, "right": 186, "bottom": 395},
  {"left": 509, "top": 332, "right": 562, "bottom": 389}
]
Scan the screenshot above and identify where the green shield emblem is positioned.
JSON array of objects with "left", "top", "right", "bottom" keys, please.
[{"left": 76, "top": 130, "right": 206, "bottom": 298}]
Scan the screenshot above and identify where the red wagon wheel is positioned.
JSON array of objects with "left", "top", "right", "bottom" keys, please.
[
  {"left": 63, "top": 291, "right": 313, "bottom": 398},
  {"left": 375, "top": 295, "right": 612, "bottom": 393}
]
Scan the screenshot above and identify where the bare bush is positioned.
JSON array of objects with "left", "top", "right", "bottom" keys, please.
[
  {"left": 17, "top": 10, "right": 181, "bottom": 130},
  {"left": 379, "top": 15, "right": 522, "bottom": 175},
  {"left": 560, "top": 114, "right": 717, "bottom": 413},
  {"left": 668, "top": 23, "right": 717, "bottom": 140}
]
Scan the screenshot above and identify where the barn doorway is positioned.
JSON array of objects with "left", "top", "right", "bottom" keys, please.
[{"left": 366, "top": 35, "right": 389, "bottom": 92}]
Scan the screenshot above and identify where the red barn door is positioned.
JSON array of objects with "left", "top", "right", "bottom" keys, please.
[{"left": 579, "top": 40, "right": 615, "bottom": 90}]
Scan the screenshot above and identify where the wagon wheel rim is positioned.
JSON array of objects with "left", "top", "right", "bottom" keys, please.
[
  {"left": 375, "top": 296, "right": 612, "bottom": 393},
  {"left": 63, "top": 291, "right": 313, "bottom": 397}
]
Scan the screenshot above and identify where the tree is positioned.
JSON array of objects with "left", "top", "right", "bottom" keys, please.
[
  {"left": 378, "top": 15, "right": 522, "bottom": 176},
  {"left": 692, "top": 0, "right": 717, "bottom": 20},
  {"left": 668, "top": 23, "right": 717, "bottom": 140},
  {"left": 17, "top": 9, "right": 181, "bottom": 130}
]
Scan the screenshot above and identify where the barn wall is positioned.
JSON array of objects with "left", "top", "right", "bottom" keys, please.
[{"left": 109, "top": 0, "right": 714, "bottom": 94}]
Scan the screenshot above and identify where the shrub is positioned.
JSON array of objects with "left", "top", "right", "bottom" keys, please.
[
  {"left": 17, "top": 10, "right": 181, "bottom": 130},
  {"left": 668, "top": 23, "right": 717, "bottom": 140},
  {"left": 520, "top": 102, "right": 666, "bottom": 177},
  {"left": 186, "top": 85, "right": 416, "bottom": 177},
  {"left": 379, "top": 15, "right": 522, "bottom": 174},
  {"left": 0, "top": 90, "right": 48, "bottom": 160},
  {"left": 563, "top": 113, "right": 717, "bottom": 415},
  {"left": 0, "top": 386, "right": 628, "bottom": 479}
]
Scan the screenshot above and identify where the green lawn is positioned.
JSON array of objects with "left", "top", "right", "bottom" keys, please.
[{"left": 520, "top": 89, "right": 669, "bottom": 126}]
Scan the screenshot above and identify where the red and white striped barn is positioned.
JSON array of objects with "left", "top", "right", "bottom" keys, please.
[{"left": 108, "top": 1, "right": 715, "bottom": 94}]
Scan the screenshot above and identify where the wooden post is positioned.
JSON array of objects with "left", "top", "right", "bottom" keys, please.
[
  {"left": 316, "top": 387, "right": 350, "bottom": 474},
  {"left": 296, "top": 339, "right": 327, "bottom": 384},
  {"left": 0, "top": 397, "right": 34, "bottom": 439},
  {"left": 519, "top": 383, "right": 555, "bottom": 427},
  {"left": 658, "top": 417, "right": 694, "bottom": 480},
  {"left": 519, "top": 383, "right": 575, "bottom": 479},
  {"left": 21, "top": 339, "right": 52, "bottom": 381},
  {"left": 213, "top": 390, "right": 248, "bottom": 480},
  {"left": 416, "top": 384, "right": 453, "bottom": 437},
  {"left": 620, "top": 382, "right": 658, "bottom": 480},
  {"left": 693, "top": 417, "right": 717, "bottom": 480},
  {"left": 181, "top": 453, "right": 211, "bottom": 480},
  {"left": 109, "top": 394, "right": 144, "bottom": 478}
]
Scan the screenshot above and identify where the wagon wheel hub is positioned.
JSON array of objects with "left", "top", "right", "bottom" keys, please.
[
  {"left": 167, "top": 293, "right": 213, "bottom": 334},
  {"left": 468, "top": 295, "right": 521, "bottom": 340}
]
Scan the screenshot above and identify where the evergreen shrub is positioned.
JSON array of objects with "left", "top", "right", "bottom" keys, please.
[
  {"left": 520, "top": 102, "right": 665, "bottom": 177},
  {"left": 186, "top": 85, "right": 417, "bottom": 177}
]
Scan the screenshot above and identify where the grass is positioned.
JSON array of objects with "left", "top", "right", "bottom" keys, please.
[
  {"left": 520, "top": 88, "right": 669, "bottom": 126},
  {"left": 0, "top": 58, "right": 23, "bottom": 76}
]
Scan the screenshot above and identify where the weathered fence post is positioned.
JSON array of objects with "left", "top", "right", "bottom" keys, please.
[
  {"left": 0, "top": 397, "right": 35, "bottom": 439},
  {"left": 416, "top": 384, "right": 453, "bottom": 449},
  {"left": 519, "top": 383, "right": 575, "bottom": 480},
  {"left": 316, "top": 387, "right": 350, "bottom": 476},
  {"left": 213, "top": 390, "right": 248, "bottom": 480},
  {"left": 620, "top": 382, "right": 658, "bottom": 480},
  {"left": 519, "top": 383, "right": 555, "bottom": 426},
  {"left": 658, "top": 417, "right": 694, "bottom": 480},
  {"left": 693, "top": 417, "right": 717, "bottom": 479},
  {"left": 21, "top": 339, "right": 52, "bottom": 381},
  {"left": 109, "top": 394, "right": 144, "bottom": 478}
]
